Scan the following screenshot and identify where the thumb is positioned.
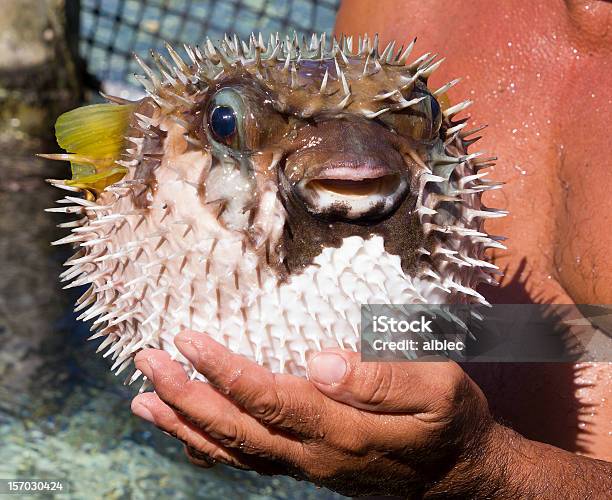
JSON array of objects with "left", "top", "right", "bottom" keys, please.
[{"left": 307, "top": 349, "right": 461, "bottom": 413}]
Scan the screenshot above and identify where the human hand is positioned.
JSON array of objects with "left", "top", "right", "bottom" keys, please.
[{"left": 130, "top": 330, "right": 503, "bottom": 497}]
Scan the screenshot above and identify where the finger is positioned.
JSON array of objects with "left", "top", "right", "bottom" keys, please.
[
  {"left": 131, "top": 392, "right": 240, "bottom": 469},
  {"left": 133, "top": 392, "right": 302, "bottom": 476},
  {"left": 173, "top": 330, "right": 344, "bottom": 439},
  {"left": 183, "top": 444, "right": 296, "bottom": 477},
  {"left": 307, "top": 349, "right": 468, "bottom": 413},
  {"left": 134, "top": 349, "right": 306, "bottom": 467},
  {"left": 184, "top": 445, "right": 217, "bottom": 469}
]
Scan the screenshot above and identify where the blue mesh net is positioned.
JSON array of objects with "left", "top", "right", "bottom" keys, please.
[{"left": 79, "top": 0, "right": 341, "bottom": 89}]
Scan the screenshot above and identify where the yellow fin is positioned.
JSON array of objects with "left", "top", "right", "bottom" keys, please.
[
  {"left": 65, "top": 166, "right": 128, "bottom": 192},
  {"left": 55, "top": 103, "right": 136, "bottom": 159},
  {"left": 53, "top": 102, "right": 136, "bottom": 192}
]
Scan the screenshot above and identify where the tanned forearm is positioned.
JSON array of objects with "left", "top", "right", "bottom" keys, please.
[{"left": 429, "top": 423, "right": 612, "bottom": 499}]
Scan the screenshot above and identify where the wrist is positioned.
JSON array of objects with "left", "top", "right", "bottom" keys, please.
[
  {"left": 428, "top": 420, "right": 612, "bottom": 499},
  {"left": 425, "top": 422, "right": 524, "bottom": 498}
]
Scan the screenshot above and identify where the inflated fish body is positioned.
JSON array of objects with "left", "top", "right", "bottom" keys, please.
[{"left": 43, "top": 33, "right": 504, "bottom": 381}]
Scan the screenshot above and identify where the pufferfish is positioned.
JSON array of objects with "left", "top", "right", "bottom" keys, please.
[{"left": 42, "top": 33, "right": 505, "bottom": 382}]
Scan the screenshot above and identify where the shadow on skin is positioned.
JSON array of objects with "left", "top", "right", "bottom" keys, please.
[{"left": 467, "top": 258, "right": 588, "bottom": 453}]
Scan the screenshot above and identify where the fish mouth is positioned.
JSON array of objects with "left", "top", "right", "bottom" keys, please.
[
  {"left": 306, "top": 171, "right": 403, "bottom": 197},
  {"left": 295, "top": 162, "right": 409, "bottom": 221}
]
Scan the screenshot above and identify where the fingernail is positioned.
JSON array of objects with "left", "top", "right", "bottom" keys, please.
[
  {"left": 175, "top": 337, "right": 199, "bottom": 363},
  {"left": 308, "top": 352, "right": 347, "bottom": 385},
  {"left": 132, "top": 400, "right": 155, "bottom": 424}
]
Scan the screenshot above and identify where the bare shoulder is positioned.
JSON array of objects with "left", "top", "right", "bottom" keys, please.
[{"left": 553, "top": 37, "right": 612, "bottom": 305}]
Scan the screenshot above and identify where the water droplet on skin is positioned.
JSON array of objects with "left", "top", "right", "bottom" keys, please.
[{"left": 513, "top": 164, "right": 527, "bottom": 175}]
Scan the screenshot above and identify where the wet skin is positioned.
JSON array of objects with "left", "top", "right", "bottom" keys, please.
[{"left": 130, "top": 0, "right": 612, "bottom": 496}]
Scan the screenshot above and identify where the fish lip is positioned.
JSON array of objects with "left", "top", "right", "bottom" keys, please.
[
  {"left": 278, "top": 151, "right": 410, "bottom": 222},
  {"left": 305, "top": 157, "right": 398, "bottom": 182},
  {"left": 299, "top": 158, "right": 407, "bottom": 197},
  {"left": 292, "top": 165, "right": 409, "bottom": 222},
  {"left": 301, "top": 174, "right": 406, "bottom": 199},
  {"left": 312, "top": 165, "right": 395, "bottom": 181}
]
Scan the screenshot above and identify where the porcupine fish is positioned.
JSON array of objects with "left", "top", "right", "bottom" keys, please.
[{"left": 41, "top": 33, "right": 505, "bottom": 382}]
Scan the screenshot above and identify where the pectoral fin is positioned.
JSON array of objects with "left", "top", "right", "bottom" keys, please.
[{"left": 40, "top": 102, "right": 136, "bottom": 193}]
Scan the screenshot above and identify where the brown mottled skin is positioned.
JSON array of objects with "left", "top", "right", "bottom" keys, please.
[{"left": 128, "top": 1, "right": 611, "bottom": 497}]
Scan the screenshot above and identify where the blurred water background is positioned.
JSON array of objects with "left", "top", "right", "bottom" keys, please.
[{"left": 0, "top": 1, "right": 343, "bottom": 498}]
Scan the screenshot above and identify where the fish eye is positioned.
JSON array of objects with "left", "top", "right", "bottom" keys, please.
[
  {"left": 209, "top": 105, "right": 237, "bottom": 144},
  {"left": 380, "top": 88, "right": 443, "bottom": 142},
  {"left": 206, "top": 87, "right": 248, "bottom": 151},
  {"left": 429, "top": 94, "right": 442, "bottom": 133},
  {"left": 204, "top": 83, "right": 287, "bottom": 154},
  {"left": 430, "top": 95, "right": 441, "bottom": 127}
]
